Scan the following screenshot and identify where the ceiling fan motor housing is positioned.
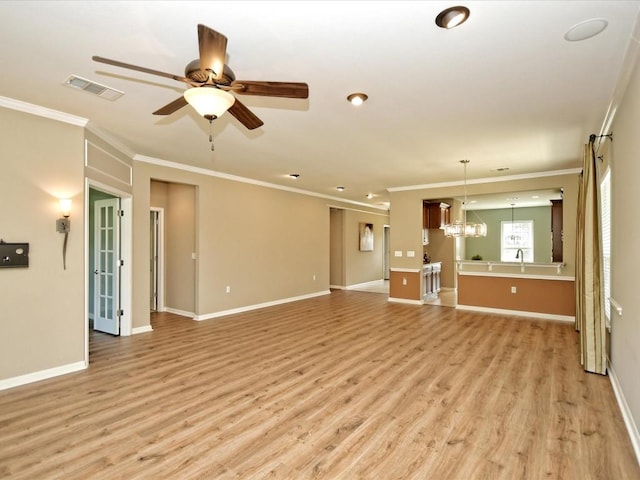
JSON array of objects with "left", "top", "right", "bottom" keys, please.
[{"left": 185, "top": 59, "right": 235, "bottom": 86}]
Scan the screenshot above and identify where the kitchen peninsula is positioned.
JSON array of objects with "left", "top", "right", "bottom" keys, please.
[{"left": 456, "top": 261, "right": 575, "bottom": 320}]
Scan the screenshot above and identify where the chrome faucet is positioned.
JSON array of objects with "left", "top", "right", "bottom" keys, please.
[{"left": 516, "top": 248, "right": 524, "bottom": 270}]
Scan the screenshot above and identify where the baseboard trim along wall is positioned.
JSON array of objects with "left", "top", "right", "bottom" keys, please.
[
  {"left": 0, "top": 361, "right": 87, "bottom": 391},
  {"left": 388, "top": 297, "right": 423, "bottom": 305},
  {"left": 132, "top": 325, "right": 154, "bottom": 335},
  {"left": 164, "top": 307, "right": 195, "bottom": 318},
  {"left": 194, "top": 290, "right": 332, "bottom": 321},
  {"left": 608, "top": 361, "right": 640, "bottom": 466},
  {"left": 345, "top": 279, "right": 385, "bottom": 290},
  {"left": 456, "top": 304, "right": 575, "bottom": 323}
]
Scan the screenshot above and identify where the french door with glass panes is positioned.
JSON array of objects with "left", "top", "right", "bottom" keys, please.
[{"left": 94, "top": 198, "right": 121, "bottom": 335}]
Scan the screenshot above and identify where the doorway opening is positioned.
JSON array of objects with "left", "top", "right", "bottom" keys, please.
[
  {"left": 150, "top": 208, "right": 165, "bottom": 312},
  {"left": 86, "top": 182, "right": 132, "bottom": 360},
  {"left": 383, "top": 224, "right": 390, "bottom": 280}
]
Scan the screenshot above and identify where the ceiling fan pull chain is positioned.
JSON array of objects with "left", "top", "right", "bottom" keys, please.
[{"left": 209, "top": 118, "right": 215, "bottom": 151}]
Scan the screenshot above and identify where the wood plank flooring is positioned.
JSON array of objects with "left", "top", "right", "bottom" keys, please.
[{"left": 1, "top": 290, "right": 638, "bottom": 479}]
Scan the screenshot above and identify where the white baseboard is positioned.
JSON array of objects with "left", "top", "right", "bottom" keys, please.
[
  {"left": 164, "top": 307, "right": 195, "bottom": 318},
  {"left": 132, "top": 325, "right": 153, "bottom": 335},
  {"left": 456, "top": 304, "right": 575, "bottom": 323},
  {"left": 388, "top": 297, "right": 423, "bottom": 305},
  {"left": 0, "top": 361, "right": 87, "bottom": 391},
  {"left": 345, "top": 279, "right": 385, "bottom": 290},
  {"left": 194, "top": 290, "right": 332, "bottom": 321},
  {"left": 608, "top": 362, "right": 640, "bottom": 466}
]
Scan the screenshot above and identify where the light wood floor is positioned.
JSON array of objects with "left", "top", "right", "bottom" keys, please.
[{"left": 1, "top": 290, "right": 638, "bottom": 479}]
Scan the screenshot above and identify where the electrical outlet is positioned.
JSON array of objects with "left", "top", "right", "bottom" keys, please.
[
  {"left": 403, "top": 277, "right": 407, "bottom": 286},
  {"left": 511, "top": 286, "right": 517, "bottom": 293},
  {"left": 313, "top": 274, "right": 316, "bottom": 281},
  {"left": 226, "top": 286, "right": 231, "bottom": 293}
]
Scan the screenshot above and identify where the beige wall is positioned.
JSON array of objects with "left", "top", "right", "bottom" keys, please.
[
  {"left": 390, "top": 173, "right": 579, "bottom": 299},
  {"left": 609, "top": 49, "right": 640, "bottom": 436},
  {"left": 344, "top": 209, "right": 387, "bottom": 286},
  {"left": 328, "top": 207, "right": 389, "bottom": 288},
  {"left": 134, "top": 161, "right": 386, "bottom": 326},
  {"left": 165, "top": 182, "right": 196, "bottom": 314},
  {"left": 0, "top": 107, "right": 85, "bottom": 380},
  {"left": 150, "top": 180, "right": 196, "bottom": 313}
]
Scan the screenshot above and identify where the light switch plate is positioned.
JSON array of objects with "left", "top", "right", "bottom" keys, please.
[
  {"left": 394, "top": 251, "right": 402, "bottom": 257},
  {"left": 407, "top": 251, "right": 415, "bottom": 257}
]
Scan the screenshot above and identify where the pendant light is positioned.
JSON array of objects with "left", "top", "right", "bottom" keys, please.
[
  {"left": 443, "top": 160, "right": 487, "bottom": 237},
  {"left": 507, "top": 203, "right": 521, "bottom": 242}
]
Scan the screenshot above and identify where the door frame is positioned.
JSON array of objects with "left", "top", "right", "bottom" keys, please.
[
  {"left": 383, "top": 224, "right": 390, "bottom": 280},
  {"left": 85, "top": 180, "right": 133, "bottom": 361},
  {"left": 150, "top": 207, "right": 165, "bottom": 312}
]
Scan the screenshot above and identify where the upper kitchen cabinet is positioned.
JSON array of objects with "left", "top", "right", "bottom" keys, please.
[
  {"left": 424, "top": 201, "right": 451, "bottom": 230},
  {"left": 551, "top": 199, "right": 563, "bottom": 262}
]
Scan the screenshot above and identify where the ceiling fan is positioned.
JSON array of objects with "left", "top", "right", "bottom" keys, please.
[{"left": 93, "top": 24, "right": 309, "bottom": 139}]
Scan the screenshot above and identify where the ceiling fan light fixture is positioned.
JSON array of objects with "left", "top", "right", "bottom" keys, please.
[
  {"left": 347, "top": 93, "right": 368, "bottom": 106},
  {"left": 183, "top": 86, "right": 235, "bottom": 119},
  {"left": 435, "top": 6, "right": 470, "bottom": 29}
]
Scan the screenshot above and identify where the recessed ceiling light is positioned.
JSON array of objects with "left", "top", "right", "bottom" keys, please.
[
  {"left": 336, "top": 186, "right": 345, "bottom": 192},
  {"left": 564, "top": 18, "right": 608, "bottom": 42},
  {"left": 531, "top": 195, "right": 540, "bottom": 199},
  {"left": 435, "top": 6, "right": 470, "bottom": 29},
  {"left": 288, "top": 173, "right": 300, "bottom": 179},
  {"left": 347, "top": 93, "right": 368, "bottom": 106}
]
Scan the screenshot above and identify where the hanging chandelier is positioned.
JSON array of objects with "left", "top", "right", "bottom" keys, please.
[{"left": 443, "top": 160, "right": 488, "bottom": 238}]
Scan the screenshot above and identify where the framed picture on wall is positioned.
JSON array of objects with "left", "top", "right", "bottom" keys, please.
[{"left": 359, "top": 222, "right": 374, "bottom": 251}]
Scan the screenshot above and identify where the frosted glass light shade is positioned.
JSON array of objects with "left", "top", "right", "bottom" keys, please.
[
  {"left": 59, "top": 198, "right": 72, "bottom": 217},
  {"left": 183, "top": 87, "right": 235, "bottom": 118}
]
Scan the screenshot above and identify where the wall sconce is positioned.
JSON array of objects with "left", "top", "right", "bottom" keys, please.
[
  {"left": 56, "top": 198, "right": 71, "bottom": 233},
  {"left": 56, "top": 198, "right": 71, "bottom": 270}
]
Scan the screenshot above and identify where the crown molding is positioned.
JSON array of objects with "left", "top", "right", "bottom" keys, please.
[
  {"left": 387, "top": 168, "right": 582, "bottom": 193},
  {"left": 85, "top": 123, "right": 136, "bottom": 159},
  {"left": 134, "top": 154, "right": 389, "bottom": 212},
  {"left": 0, "top": 96, "right": 88, "bottom": 127}
]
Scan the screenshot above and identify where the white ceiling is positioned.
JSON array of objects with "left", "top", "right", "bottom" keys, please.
[{"left": 1, "top": 1, "right": 639, "bottom": 208}]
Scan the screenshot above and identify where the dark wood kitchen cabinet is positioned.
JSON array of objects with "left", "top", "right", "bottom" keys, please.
[
  {"left": 424, "top": 201, "right": 450, "bottom": 229},
  {"left": 551, "top": 199, "right": 563, "bottom": 262}
]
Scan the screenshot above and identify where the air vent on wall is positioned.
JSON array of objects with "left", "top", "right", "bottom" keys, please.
[{"left": 63, "top": 75, "right": 124, "bottom": 101}]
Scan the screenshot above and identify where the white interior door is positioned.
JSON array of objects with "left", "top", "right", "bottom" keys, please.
[{"left": 94, "top": 198, "right": 120, "bottom": 335}]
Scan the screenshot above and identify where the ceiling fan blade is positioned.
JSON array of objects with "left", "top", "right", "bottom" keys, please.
[
  {"left": 93, "top": 56, "right": 192, "bottom": 84},
  {"left": 227, "top": 98, "right": 264, "bottom": 130},
  {"left": 198, "top": 24, "right": 228, "bottom": 80},
  {"left": 231, "top": 80, "right": 309, "bottom": 99},
  {"left": 153, "top": 96, "right": 188, "bottom": 116}
]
